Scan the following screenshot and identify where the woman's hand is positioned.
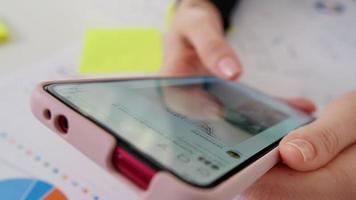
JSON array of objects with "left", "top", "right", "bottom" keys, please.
[
  {"left": 161, "top": 1, "right": 356, "bottom": 198},
  {"left": 161, "top": 0, "right": 242, "bottom": 79},
  {"left": 244, "top": 91, "right": 356, "bottom": 199}
]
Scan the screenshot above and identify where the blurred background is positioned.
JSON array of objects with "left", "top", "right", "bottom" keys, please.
[
  {"left": 0, "top": 0, "right": 167, "bottom": 72},
  {"left": 1, "top": 0, "right": 355, "bottom": 109}
]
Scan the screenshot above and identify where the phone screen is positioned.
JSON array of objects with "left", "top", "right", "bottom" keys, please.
[{"left": 46, "top": 76, "right": 312, "bottom": 187}]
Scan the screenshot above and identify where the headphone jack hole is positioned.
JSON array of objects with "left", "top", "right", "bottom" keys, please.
[{"left": 55, "top": 115, "right": 69, "bottom": 134}]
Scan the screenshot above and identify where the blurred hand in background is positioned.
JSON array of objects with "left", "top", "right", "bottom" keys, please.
[{"left": 161, "top": 0, "right": 242, "bottom": 79}]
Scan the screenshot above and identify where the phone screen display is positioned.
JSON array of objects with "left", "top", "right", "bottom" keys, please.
[{"left": 46, "top": 76, "right": 311, "bottom": 187}]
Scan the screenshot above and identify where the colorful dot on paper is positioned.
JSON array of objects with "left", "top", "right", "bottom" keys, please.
[
  {"left": 0, "top": 19, "right": 9, "bottom": 43},
  {"left": 0, "top": 134, "right": 101, "bottom": 199}
]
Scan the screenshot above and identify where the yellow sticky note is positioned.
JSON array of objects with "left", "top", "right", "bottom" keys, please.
[
  {"left": 0, "top": 20, "right": 9, "bottom": 43},
  {"left": 80, "top": 28, "right": 162, "bottom": 74}
]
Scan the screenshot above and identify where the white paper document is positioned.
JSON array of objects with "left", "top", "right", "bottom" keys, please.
[
  {"left": 231, "top": 0, "right": 356, "bottom": 111},
  {"left": 0, "top": 47, "right": 139, "bottom": 200}
]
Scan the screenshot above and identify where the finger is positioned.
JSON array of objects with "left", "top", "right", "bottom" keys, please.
[
  {"left": 181, "top": 12, "right": 242, "bottom": 79},
  {"left": 161, "top": 32, "right": 192, "bottom": 76},
  {"left": 279, "top": 91, "right": 356, "bottom": 171},
  {"left": 281, "top": 97, "right": 316, "bottom": 114},
  {"left": 245, "top": 142, "right": 356, "bottom": 199},
  {"left": 161, "top": 32, "right": 210, "bottom": 76}
]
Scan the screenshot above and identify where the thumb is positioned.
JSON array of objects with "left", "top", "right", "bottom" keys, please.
[{"left": 279, "top": 91, "right": 356, "bottom": 171}]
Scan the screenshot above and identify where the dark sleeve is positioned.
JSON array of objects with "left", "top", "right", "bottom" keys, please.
[{"left": 209, "top": 0, "right": 240, "bottom": 30}]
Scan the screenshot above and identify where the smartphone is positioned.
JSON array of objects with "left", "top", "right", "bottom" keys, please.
[{"left": 31, "top": 76, "right": 313, "bottom": 199}]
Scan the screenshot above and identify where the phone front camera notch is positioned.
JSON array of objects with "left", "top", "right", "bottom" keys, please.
[{"left": 226, "top": 151, "right": 241, "bottom": 159}]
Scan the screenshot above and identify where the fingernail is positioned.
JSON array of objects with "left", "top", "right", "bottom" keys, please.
[
  {"left": 286, "top": 139, "right": 316, "bottom": 162},
  {"left": 217, "top": 57, "right": 239, "bottom": 79}
]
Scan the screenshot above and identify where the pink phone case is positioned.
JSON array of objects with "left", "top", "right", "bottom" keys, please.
[{"left": 31, "top": 77, "right": 280, "bottom": 200}]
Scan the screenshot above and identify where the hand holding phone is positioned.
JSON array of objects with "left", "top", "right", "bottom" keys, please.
[
  {"left": 31, "top": 76, "right": 313, "bottom": 200},
  {"left": 244, "top": 91, "right": 356, "bottom": 200}
]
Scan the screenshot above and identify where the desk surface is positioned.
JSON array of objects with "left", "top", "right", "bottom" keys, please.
[
  {"left": 0, "top": 0, "right": 168, "bottom": 73},
  {"left": 1, "top": 0, "right": 355, "bottom": 109}
]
